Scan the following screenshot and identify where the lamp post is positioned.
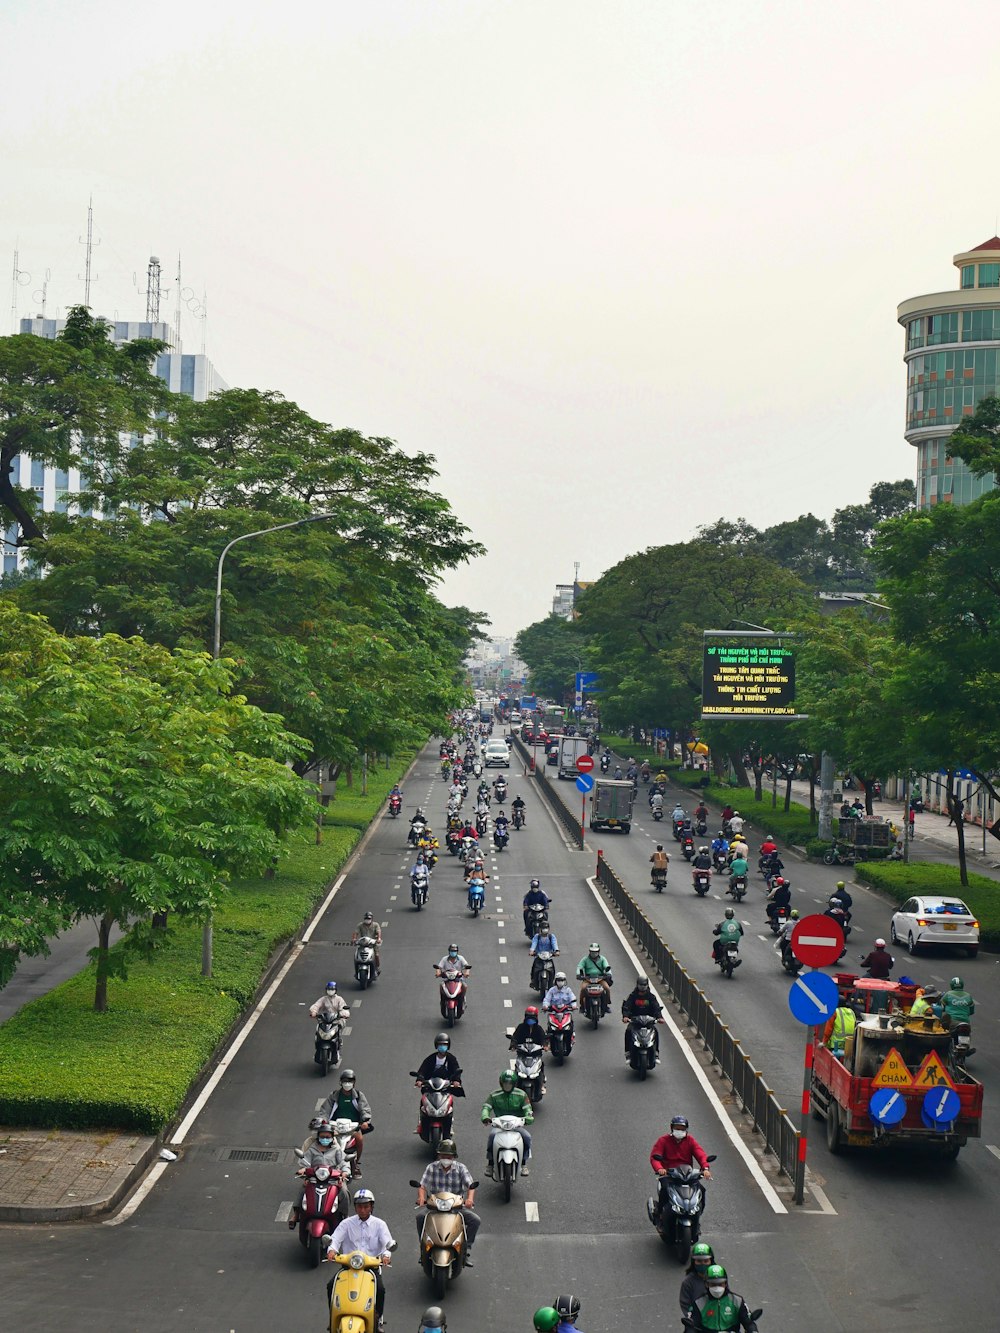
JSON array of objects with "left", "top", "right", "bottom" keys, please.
[{"left": 202, "top": 512, "right": 337, "bottom": 977}]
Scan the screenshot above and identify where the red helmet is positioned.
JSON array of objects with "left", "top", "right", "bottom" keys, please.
[
  {"left": 524, "top": 1006, "right": 539, "bottom": 1020},
  {"left": 773, "top": 877, "right": 786, "bottom": 887}
]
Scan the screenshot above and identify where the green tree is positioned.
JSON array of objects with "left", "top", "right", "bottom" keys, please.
[
  {"left": 942, "top": 395, "right": 1000, "bottom": 484},
  {"left": 513, "top": 615, "right": 588, "bottom": 700},
  {"left": 0, "top": 605, "right": 313, "bottom": 1009}
]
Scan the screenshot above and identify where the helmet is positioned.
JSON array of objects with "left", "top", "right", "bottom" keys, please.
[
  {"left": 554, "top": 971, "right": 567, "bottom": 984},
  {"left": 524, "top": 1005, "right": 539, "bottom": 1020},
  {"left": 656, "top": 844, "right": 664, "bottom": 852},
  {"left": 589, "top": 943, "right": 601, "bottom": 956},
  {"left": 419, "top": 1307, "right": 447, "bottom": 1333},
  {"left": 434, "top": 1032, "right": 451, "bottom": 1049},
  {"left": 363, "top": 912, "right": 374, "bottom": 923},
  {"left": 950, "top": 976, "right": 964, "bottom": 989},
  {"left": 353, "top": 1187, "right": 375, "bottom": 1204},
  {"left": 670, "top": 1115, "right": 689, "bottom": 1130},
  {"left": 774, "top": 877, "right": 786, "bottom": 887},
  {"left": 875, "top": 937, "right": 886, "bottom": 948},
  {"left": 636, "top": 975, "right": 650, "bottom": 990},
  {"left": 530, "top": 878, "right": 540, "bottom": 889},
  {"left": 533, "top": 1311, "right": 560, "bottom": 1332},
  {"left": 829, "top": 896, "right": 842, "bottom": 907},
  {"left": 724, "top": 907, "right": 735, "bottom": 919},
  {"left": 437, "top": 1139, "right": 457, "bottom": 1158},
  {"left": 339, "top": 1069, "right": 356, "bottom": 1085},
  {"left": 499, "top": 1069, "right": 515, "bottom": 1087},
  {"left": 700, "top": 845, "right": 709, "bottom": 853},
  {"left": 324, "top": 980, "right": 337, "bottom": 993},
  {"left": 836, "top": 881, "right": 845, "bottom": 890},
  {"left": 705, "top": 1263, "right": 728, "bottom": 1282},
  {"left": 790, "top": 908, "right": 799, "bottom": 919},
  {"left": 555, "top": 1295, "right": 581, "bottom": 1320},
  {"left": 692, "top": 1242, "right": 714, "bottom": 1263},
  {"left": 447, "top": 943, "right": 459, "bottom": 954},
  {"left": 314, "top": 1117, "right": 333, "bottom": 1135}
]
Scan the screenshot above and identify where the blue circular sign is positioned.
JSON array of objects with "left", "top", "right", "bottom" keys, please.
[
  {"left": 575, "top": 773, "right": 595, "bottom": 793},
  {"left": 921, "top": 1086, "right": 960, "bottom": 1130},
  {"left": 787, "top": 970, "right": 839, "bottom": 1025},
  {"left": 868, "top": 1087, "right": 907, "bottom": 1126}
]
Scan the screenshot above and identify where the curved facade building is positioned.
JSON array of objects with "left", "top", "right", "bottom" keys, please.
[{"left": 898, "top": 237, "right": 1000, "bottom": 508}]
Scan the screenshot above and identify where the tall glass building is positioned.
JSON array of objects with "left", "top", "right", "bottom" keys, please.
[{"left": 898, "top": 238, "right": 1000, "bottom": 509}]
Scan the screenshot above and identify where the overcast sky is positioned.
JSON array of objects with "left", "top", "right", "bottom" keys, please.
[{"left": 3, "top": 1, "right": 996, "bottom": 636}]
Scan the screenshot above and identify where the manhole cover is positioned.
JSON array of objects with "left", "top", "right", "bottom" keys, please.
[{"left": 218, "top": 1148, "right": 284, "bottom": 1163}]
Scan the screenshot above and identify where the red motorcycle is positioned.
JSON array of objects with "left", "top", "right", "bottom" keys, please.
[
  {"left": 410, "top": 1074, "right": 462, "bottom": 1151},
  {"left": 546, "top": 1004, "right": 575, "bottom": 1065},
  {"left": 388, "top": 794, "right": 402, "bottom": 818},
  {"left": 438, "top": 968, "right": 468, "bottom": 1026},
  {"left": 291, "top": 1158, "right": 347, "bottom": 1268}
]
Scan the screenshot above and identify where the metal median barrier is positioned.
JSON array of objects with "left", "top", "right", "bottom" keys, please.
[
  {"left": 511, "top": 735, "right": 584, "bottom": 849},
  {"left": 595, "top": 854, "right": 805, "bottom": 1200}
]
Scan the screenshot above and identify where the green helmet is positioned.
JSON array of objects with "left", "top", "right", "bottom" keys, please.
[
  {"left": 533, "top": 1309, "right": 560, "bottom": 1332},
  {"left": 499, "top": 1069, "right": 515, "bottom": 1087},
  {"left": 950, "top": 976, "right": 964, "bottom": 990},
  {"left": 692, "top": 1242, "right": 714, "bottom": 1258},
  {"left": 705, "top": 1264, "right": 727, "bottom": 1282}
]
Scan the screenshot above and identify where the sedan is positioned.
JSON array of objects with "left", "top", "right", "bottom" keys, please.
[
  {"left": 890, "top": 896, "right": 980, "bottom": 958},
  {"left": 546, "top": 740, "right": 560, "bottom": 766}
]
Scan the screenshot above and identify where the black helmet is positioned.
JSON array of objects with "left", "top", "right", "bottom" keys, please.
[
  {"left": 554, "top": 1295, "right": 581, "bottom": 1321},
  {"left": 670, "top": 1114, "right": 689, "bottom": 1130},
  {"left": 339, "top": 1069, "right": 356, "bottom": 1085},
  {"left": 434, "top": 1032, "right": 450, "bottom": 1048},
  {"left": 530, "top": 878, "right": 540, "bottom": 889},
  {"left": 419, "top": 1307, "right": 447, "bottom": 1332}
]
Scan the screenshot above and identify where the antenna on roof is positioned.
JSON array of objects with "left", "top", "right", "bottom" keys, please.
[
  {"left": 77, "top": 197, "right": 100, "bottom": 308},
  {"left": 143, "top": 255, "right": 162, "bottom": 323}
]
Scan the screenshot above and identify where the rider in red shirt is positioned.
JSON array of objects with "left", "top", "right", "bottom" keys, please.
[
  {"left": 758, "top": 836, "right": 778, "bottom": 859},
  {"left": 650, "top": 1116, "right": 712, "bottom": 1176}
]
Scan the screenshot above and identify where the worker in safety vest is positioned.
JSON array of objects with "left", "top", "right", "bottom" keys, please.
[{"left": 823, "top": 1004, "right": 858, "bottom": 1053}]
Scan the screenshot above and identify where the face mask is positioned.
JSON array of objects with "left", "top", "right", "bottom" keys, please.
[
  {"left": 436, "top": 1045, "right": 448, "bottom": 1054},
  {"left": 708, "top": 1286, "right": 726, "bottom": 1298},
  {"left": 318, "top": 1137, "right": 333, "bottom": 1147},
  {"left": 341, "top": 1082, "right": 354, "bottom": 1091},
  {"left": 526, "top": 1017, "right": 536, "bottom": 1025},
  {"left": 672, "top": 1129, "right": 686, "bottom": 1140}
]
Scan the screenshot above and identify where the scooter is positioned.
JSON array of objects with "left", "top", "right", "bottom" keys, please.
[
  {"left": 467, "top": 877, "right": 485, "bottom": 917},
  {"left": 767, "top": 904, "right": 790, "bottom": 936},
  {"left": 531, "top": 949, "right": 557, "bottom": 995},
  {"left": 727, "top": 874, "right": 748, "bottom": 903},
  {"left": 652, "top": 805, "right": 664, "bottom": 822},
  {"left": 512, "top": 807, "right": 524, "bottom": 830},
  {"left": 695, "top": 818, "right": 708, "bottom": 837},
  {"left": 684, "top": 1313, "right": 763, "bottom": 1333},
  {"left": 712, "top": 850, "right": 728, "bottom": 876},
  {"left": 438, "top": 967, "right": 467, "bottom": 1025},
  {"left": 600, "top": 754, "right": 611, "bottom": 773},
  {"left": 291, "top": 1155, "right": 347, "bottom": 1268},
  {"left": 446, "top": 829, "right": 463, "bottom": 856},
  {"left": 409, "top": 1186, "right": 475, "bottom": 1300},
  {"left": 493, "top": 825, "right": 509, "bottom": 852},
  {"left": 513, "top": 1040, "right": 546, "bottom": 1105},
  {"left": 314, "top": 1013, "right": 343, "bottom": 1075},
  {"left": 715, "top": 940, "right": 741, "bottom": 979},
  {"left": 493, "top": 781, "right": 508, "bottom": 803},
  {"left": 354, "top": 936, "right": 378, "bottom": 990},
  {"left": 409, "top": 1074, "right": 461, "bottom": 1152},
  {"left": 672, "top": 818, "right": 685, "bottom": 842},
  {"left": 627, "top": 1014, "right": 660, "bottom": 1080},
  {"left": 692, "top": 868, "right": 711, "bottom": 896},
  {"left": 523, "top": 902, "right": 549, "bottom": 941},
  {"left": 546, "top": 1004, "right": 575, "bottom": 1064},
  {"left": 579, "top": 977, "right": 611, "bottom": 1027},
  {"left": 408, "top": 819, "right": 427, "bottom": 846},
  {"left": 459, "top": 835, "right": 478, "bottom": 863},
  {"left": 475, "top": 811, "right": 487, "bottom": 837},
  {"left": 681, "top": 836, "right": 696, "bottom": 862},
  {"left": 646, "top": 1154, "right": 716, "bottom": 1263},
  {"left": 651, "top": 866, "right": 668, "bottom": 893},
  {"left": 411, "top": 870, "right": 429, "bottom": 909},
  {"left": 489, "top": 1113, "right": 527, "bottom": 1202},
  {"left": 388, "top": 794, "right": 402, "bottom": 818},
  {"left": 779, "top": 941, "right": 804, "bottom": 974},
  {"left": 951, "top": 1021, "right": 975, "bottom": 1069},
  {"left": 822, "top": 841, "right": 856, "bottom": 867},
  {"left": 325, "top": 1246, "right": 394, "bottom": 1332},
  {"left": 329, "top": 1118, "right": 360, "bottom": 1179}
]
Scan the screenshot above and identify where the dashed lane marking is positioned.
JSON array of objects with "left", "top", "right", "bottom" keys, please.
[
  {"left": 500, "top": 976, "right": 509, "bottom": 984},
  {"left": 499, "top": 956, "right": 507, "bottom": 964},
  {"left": 986, "top": 1145, "right": 1000, "bottom": 1163},
  {"left": 525, "top": 1202, "right": 539, "bottom": 1222},
  {"left": 503, "top": 999, "right": 513, "bottom": 1008},
  {"left": 389, "top": 895, "right": 397, "bottom": 902},
  {"left": 498, "top": 938, "right": 505, "bottom": 945}
]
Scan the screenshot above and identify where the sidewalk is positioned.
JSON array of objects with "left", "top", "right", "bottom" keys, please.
[{"left": 0, "top": 1128, "right": 158, "bottom": 1222}]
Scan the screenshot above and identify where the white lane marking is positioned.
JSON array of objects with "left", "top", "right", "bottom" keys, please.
[
  {"left": 389, "top": 895, "right": 397, "bottom": 902},
  {"left": 384, "top": 911, "right": 391, "bottom": 917},
  {"left": 585, "top": 876, "right": 787, "bottom": 1215},
  {"left": 275, "top": 1202, "right": 294, "bottom": 1223},
  {"left": 498, "top": 938, "right": 505, "bottom": 945},
  {"left": 525, "top": 1201, "right": 539, "bottom": 1222},
  {"left": 503, "top": 999, "right": 513, "bottom": 1008},
  {"left": 499, "top": 956, "right": 508, "bottom": 964},
  {"left": 106, "top": 1159, "right": 170, "bottom": 1224},
  {"left": 986, "top": 1145, "right": 1000, "bottom": 1163},
  {"left": 353, "top": 999, "right": 363, "bottom": 1008},
  {"left": 498, "top": 921, "right": 505, "bottom": 927},
  {"left": 301, "top": 873, "right": 347, "bottom": 944},
  {"left": 342, "top": 1026, "right": 352, "bottom": 1037},
  {"left": 757, "top": 935, "right": 769, "bottom": 942},
  {"left": 804, "top": 1179, "right": 838, "bottom": 1215},
  {"left": 501, "top": 976, "right": 509, "bottom": 985}
]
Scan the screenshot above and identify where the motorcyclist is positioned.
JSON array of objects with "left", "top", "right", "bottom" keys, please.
[
  {"left": 861, "top": 939, "right": 894, "bottom": 979},
  {"left": 694, "top": 801, "right": 709, "bottom": 826},
  {"left": 831, "top": 880, "right": 853, "bottom": 918},
  {"left": 509, "top": 1005, "right": 551, "bottom": 1053},
  {"left": 613, "top": 766, "right": 624, "bottom": 780},
  {"left": 529, "top": 920, "right": 560, "bottom": 988},
  {"left": 534, "top": 1310, "right": 561, "bottom": 1332},
  {"left": 414, "top": 1033, "right": 465, "bottom": 1092},
  {"left": 777, "top": 908, "right": 799, "bottom": 963},
  {"left": 939, "top": 976, "right": 975, "bottom": 1023},
  {"left": 389, "top": 783, "right": 402, "bottom": 801},
  {"left": 410, "top": 808, "right": 427, "bottom": 829},
  {"left": 293, "top": 1118, "right": 351, "bottom": 1225},
  {"left": 542, "top": 971, "right": 577, "bottom": 1028},
  {"left": 728, "top": 834, "right": 749, "bottom": 864},
  {"left": 352, "top": 912, "right": 383, "bottom": 973},
  {"left": 414, "top": 1140, "right": 480, "bottom": 1255},
  {"left": 765, "top": 877, "right": 791, "bottom": 923},
  {"left": 512, "top": 794, "right": 527, "bottom": 826},
  {"left": 323, "top": 1188, "right": 394, "bottom": 1330},
  {"left": 481, "top": 1069, "right": 534, "bottom": 1177},
  {"left": 650, "top": 1114, "right": 711, "bottom": 1220},
  {"left": 493, "top": 810, "right": 510, "bottom": 842},
  {"left": 711, "top": 832, "right": 730, "bottom": 869},
  {"left": 463, "top": 851, "right": 487, "bottom": 882},
  {"left": 523, "top": 879, "right": 552, "bottom": 935},
  {"left": 692, "top": 845, "right": 712, "bottom": 871},
  {"left": 410, "top": 854, "right": 431, "bottom": 901},
  {"left": 317, "top": 1070, "right": 373, "bottom": 1178},
  {"left": 435, "top": 943, "right": 471, "bottom": 976},
  {"left": 727, "top": 850, "right": 749, "bottom": 893},
  {"left": 640, "top": 761, "right": 652, "bottom": 781},
  {"left": 758, "top": 834, "right": 777, "bottom": 861},
  {"left": 685, "top": 1265, "right": 758, "bottom": 1331},
  {"left": 712, "top": 907, "right": 744, "bottom": 962},
  {"left": 650, "top": 844, "right": 670, "bottom": 883},
  {"left": 576, "top": 942, "right": 613, "bottom": 1010},
  {"left": 553, "top": 1294, "right": 585, "bottom": 1332},
  {"left": 728, "top": 811, "right": 745, "bottom": 837},
  {"left": 679, "top": 1243, "right": 717, "bottom": 1321},
  {"left": 650, "top": 789, "right": 665, "bottom": 815},
  {"left": 622, "top": 974, "right": 665, "bottom": 1059},
  {"left": 419, "top": 1307, "right": 447, "bottom": 1333},
  {"left": 309, "top": 981, "right": 350, "bottom": 1067}
]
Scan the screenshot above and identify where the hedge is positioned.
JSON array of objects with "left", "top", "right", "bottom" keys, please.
[
  {"left": 602, "top": 733, "right": 674, "bottom": 768},
  {"left": 855, "top": 862, "right": 1000, "bottom": 948},
  {"left": 670, "top": 770, "right": 818, "bottom": 847},
  {"left": 0, "top": 753, "right": 415, "bottom": 1133}
]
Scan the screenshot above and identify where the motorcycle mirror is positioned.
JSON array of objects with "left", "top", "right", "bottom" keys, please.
[
  {"left": 293, "top": 1148, "right": 304, "bottom": 1159},
  {"left": 749, "top": 1312, "right": 763, "bottom": 1322},
  {"left": 408, "top": 1179, "right": 421, "bottom": 1188},
  {"left": 387, "top": 1241, "right": 398, "bottom": 1252},
  {"left": 470, "top": 1179, "right": 480, "bottom": 1189},
  {"left": 706, "top": 1154, "right": 717, "bottom": 1163}
]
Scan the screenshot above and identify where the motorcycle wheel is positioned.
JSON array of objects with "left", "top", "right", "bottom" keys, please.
[
  {"left": 637, "top": 1055, "right": 647, "bottom": 1082},
  {"left": 321, "top": 1046, "right": 332, "bottom": 1077},
  {"left": 501, "top": 1161, "right": 513, "bottom": 1203},
  {"left": 471, "top": 901, "right": 480, "bottom": 917},
  {"left": 591, "top": 1005, "right": 599, "bottom": 1030},
  {"left": 358, "top": 971, "right": 369, "bottom": 991},
  {"left": 432, "top": 1269, "right": 447, "bottom": 1299},
  {"left": 429, "top": 1125, "right": 442, "bottom": 1152},
  {"left": 674, "top": 1233, "right": 692, "bottom": 1265},
  {"left": 446, "top": 1010, "right": 456, "bottom": 1029},
  {"left": 822, "top": 850, "right": 836, "bottom": 865},
  {"left": 723, "top": 963, "right": 733, "bottom": 979},
  {"left": 308, "top": 1234, "right": 323, "bottom": 1269},
  {"left": 554, "top": 1043, "right": 564, "bottom": 1067}
]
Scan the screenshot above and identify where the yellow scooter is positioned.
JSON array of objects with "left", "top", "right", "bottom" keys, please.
[{"left": 326, "top": 1249, "right": 389, "bottom": 1333}]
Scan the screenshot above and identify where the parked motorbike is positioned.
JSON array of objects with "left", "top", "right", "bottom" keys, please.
[
  {"left": 822, "top": 841, "right": 856, "bottom": 867},
  {"left": 409, "top": 1074, "right": 461, "bottom": 1151},
  {"left": 531, "top": 949, "right": 557, "bottom": 995},
  {"left": 493, "top": 826, "right": 509, "bottom": 852},
  {"left": 579, "top": 978, "right": 611, "bottom": 1027},
  {"left": 513, "top": 1040, "right": 546, "bottom": 1105},
  {"left": 467, "top": 877, "right": 486, "bottom": 917},
  {"left": 314, "top": 1012, "right": 343, "bottom": 1075},
  {"left": 325, "top": 1247, "right": 394, "bottom": 1332},
  {"left": 716, "top": 940, "right": 741, "bottom": 979},
  {"left": 727, "top": 874, "right": 748, "bottom": 903},
  {"left": 388, "top": 794, "right": 402, "bottom": 818},
  {"left": 489, "top": 1114, "right": 527, "bottom": 1201},
  {"left": 692, "top": 868, "right": 711, "bottom": 896},
  {"left": 546, "top": 1004, "right": 575, "bottom": 1065},
  {"left": 291, "top": 1154, "right": 347, "bottom": 1267},
  {"left": 354, "top": 936, "right": 378, "bottom": 990},
  {"left": 409, "top": 1186, "right": 475, "bottom": 1299},
  {"left": 627, "top": 1014, "right": 660, "bottom": 1080},
  {"left": 438, "top": 968, "right": 467, "bottom": 1025},
  {"left": 651, "top": 866, "right": 668, "bottom": 893},
  {"left": 647, "top": 1154, "right": 717, "bottom": 1263}
]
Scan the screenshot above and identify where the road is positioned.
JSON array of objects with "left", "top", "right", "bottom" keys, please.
[{"left": 1, "top": 738, "right": 996, "bottom": 1331}]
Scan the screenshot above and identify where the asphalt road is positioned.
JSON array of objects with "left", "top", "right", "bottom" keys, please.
[{"left": 2, "top": 738, "right": 997, "bottom": 1331}]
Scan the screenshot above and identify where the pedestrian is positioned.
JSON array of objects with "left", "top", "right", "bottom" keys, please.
[
  {"left": 947, "top": 797, "right": 964, "bottom": 827},
  {"left": 908, "top": 805, "right": 916, "bottom": 834}
]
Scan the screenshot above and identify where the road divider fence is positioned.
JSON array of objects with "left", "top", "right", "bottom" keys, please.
[{"left": 511, "top": 735, "right": 584, "bottom": 849}]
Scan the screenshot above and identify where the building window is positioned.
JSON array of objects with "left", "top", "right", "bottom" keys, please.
[
  {"left": 979, "top": 263, "right": 1000, "bottom": 288},
  {"left": 962, "top": 265, "right": 976, "bottom": 288}
]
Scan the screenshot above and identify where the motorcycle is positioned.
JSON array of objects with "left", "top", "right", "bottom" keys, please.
[
  {"left": 580, "top": 978, "right": 611, "bottom": 1027},
  {"left": 446, "top": 829, "right": 463, "bottom": 856},
  {"left": 388, "top": 794, "right": 402, "bottom": 818},
  {"left": 513, "top": 1040, "right": 546, "bottom": 1105},
  {"left": 291, "top": 1154, "right": 347, "bottom": 1267},
  {"left": 767, "top": 904, "right": 790, "bottom": 936},
  {"left": 546, "top": 1004, "right": 575, "bottom": 1065},
  {"left": 409, "top": 1185, "right": 474, "bottom": 1299},
  {"left": 409, "top": 1074, "right": 461, "bottom": 1151},
  {"left": 493, "top": 781, "right": 508, "bottom": 803},
  {"left": 951, "top": 1021, "right": 975, "bottom": 1069},
  {"left": 762, "top": 859, "right": 785, "bottom": 890},
  {"left": 681, "top": 836, "right": 696, "bottom": 862},
  {"left": 600, "top": 753, "right": 610, "bottom": 773},
  {"left": 354, "top": 936, "right": 378, "bottom": 990},
  {"left": 716, "top": 940, "right": 741, "bottom": 979},
  {"left": 727, "top": 874, "right": 748, "bottom": 903},
  {"left": 671, "top": 817, "right": 685, "bottom": 842},
  {"left": 627, "top": 1014, "right": 660, "bottom": 1080},
  {"left": 712, "top": 850, "right": 728, "bottom": 875},
  {"left": 411, "top": 869, "right": 430, "bottom": 909},
  {"left": 647, "top": 1154, "right": 716, "bottom": 1263},
  {"left": 473, "top": 761, "right": 483, "bottom": 778},
  {"left": 695, "top": 818, "right": 708, "bottom": 837},
  {"left": 523, "top": 901, "right": 550, "bottom": 940},
  {"left": 512, "top": 807, "right": 524, "bottom": 830},
  {"left": 459, "top": 835, "right": 478, "bottom": 863},
  {"left": 651, "top": 866, "right": 668, "bottom": 893},
  {"left": 692, "top": 868, "right": 711, "bottom": 896},
  {"left": 329, "top": 1118, "right": 360, "bottom": 1179},
  {"left": 652, "top": 805, "right": 664, "bottom": 822},
  {"left": 467, "top": 877, "right": 486, "bottom": 917},
  {"left": 825, "top": 907, "right": 851, "bottom": 961},
  {"left": 438, "top": 967, "right": 467, "bottom": 1025},
  {"left": 493, "top": 825, "right": 509, "bottom": 852},
  {"left": 475, "top": 811, "right": 487, "bottom": 837},
  {"left": 489, "top": 1113, "right": 526, "bottom": 1202},
  {"left": 408, "top": 819, "right": 427, "bottom": 846},
  {"left": 822, "top": 841, "right": 856, "bottom": 867},
  {"left": 779, "top": 941, "right": 804, "bottom": 974},
  {"left": 326, "top": 1247, "right": 394, "bottom": 1332},
  {"left": 314, "top": 1012, "right": 343, "bottom": 1075},
  {"left": 683, "top": 1313, "right": 763, "bottom": 1333},
  {"left": 531, "top": 949, "right": 557, "bottom": 995}
]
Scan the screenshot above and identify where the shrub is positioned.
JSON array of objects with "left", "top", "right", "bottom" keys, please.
[
  {"left": 805, "top": 838, "right": 830, "bottom": 859},
  {"left": 855, "top": 862, "right": 1000, "bottom": 948}
]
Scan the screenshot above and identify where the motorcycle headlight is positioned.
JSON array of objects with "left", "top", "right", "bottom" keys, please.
[{"left": 349, "top": 1252, "right": 365, "bottom": 1270}]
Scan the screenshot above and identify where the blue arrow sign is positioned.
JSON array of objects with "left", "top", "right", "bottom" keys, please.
[
  {"left": 787, "top": 970, "right": 839, "bottom": 1025},
  {"left": 868, "top": 1087, "right": 907, "bottom": 1126},
  {"left": 576, "top": 773, "right": 595, "bottom": 793},
  {"left": 921, "top": 1086, "right": 960, "bottom": 1130}
]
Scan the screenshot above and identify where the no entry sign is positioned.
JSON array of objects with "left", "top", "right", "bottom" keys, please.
[
  {"left": 576, "top": 754, "right": 595, "bottom": 773},
  {"left": 790, "top": 914, "right": 845, "bottom": 968}
]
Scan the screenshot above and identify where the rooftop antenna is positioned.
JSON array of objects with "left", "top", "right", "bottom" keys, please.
[
  {"left": 33, "top": 268, "right": 52, "bottom": 319},
  {"left": 77, "top": 196, "right": 100, "bottom": 308},
  {"left": 144, "top": 255, "right": 162, "bottom": 323},
  {"left": 174, "top": 253, "right": 182, "bottom": 349},
  {"left": 200, "top": 284, "right": 207, "bottom": 354},
  {"left": 10, "top": 245, "right": 30, "bottom": 332}
]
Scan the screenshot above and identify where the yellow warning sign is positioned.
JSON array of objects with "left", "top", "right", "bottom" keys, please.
[
  {"left": 870, "top": 1047, "right": 911, "bottom": 1088},
  {"left": 912, "top": 1050, "right": 957, "bottom": 1091}
]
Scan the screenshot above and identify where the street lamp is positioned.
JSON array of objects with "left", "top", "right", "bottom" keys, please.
[{"left": 202, "top": 512, "right": 338, "bottom": 977}]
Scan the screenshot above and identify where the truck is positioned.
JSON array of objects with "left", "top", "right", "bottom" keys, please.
[
  {"left": 588, "top": 778, "right": 635, "bottom": 833},
  {"left": 557, "top": 734, "right": 591, "bottom": 779},
  {"left": 810, "top": 975, "right": 983, "bottom": 1158}
]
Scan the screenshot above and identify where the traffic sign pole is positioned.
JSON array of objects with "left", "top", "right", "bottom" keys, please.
[
  {"left": 795, "top": 1027, "right": 815, "bottom": 1206},
  {"left": 785, "top": 967, "right": 840, "bottom": 1208}
]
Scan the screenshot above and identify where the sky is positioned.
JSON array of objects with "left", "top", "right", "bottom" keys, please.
[{"left": 3, "top": 0, "right": 998, "bottom": 637}]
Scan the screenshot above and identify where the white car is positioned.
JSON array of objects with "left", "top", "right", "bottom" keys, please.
[
  {"left": 889, "top": 895, "right": 979, "bottom": 958},
  {"left": 484, "top": 740, "right": 510, "bottom": 768},
  {"left": 509, "top": 711, "right": 522, "bottom": 725}
]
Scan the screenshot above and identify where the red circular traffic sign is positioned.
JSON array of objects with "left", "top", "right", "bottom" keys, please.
[
  {"left": 576, "top": 754, "right": 595, "bottom": 773},
  {"left": 790, "top": 914, "right": 845, "bottom": 968}
]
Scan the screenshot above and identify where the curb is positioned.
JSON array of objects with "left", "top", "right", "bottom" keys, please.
[{"left": 0, "top": 1136, "right": 163, "bottom": 1225}]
